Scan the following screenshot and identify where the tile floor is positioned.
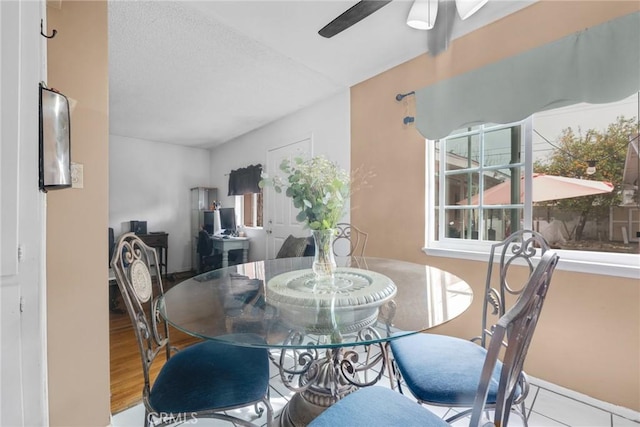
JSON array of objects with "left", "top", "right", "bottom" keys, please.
[{"left": 112, "top": 348, "right": 640, "bottom": 427}]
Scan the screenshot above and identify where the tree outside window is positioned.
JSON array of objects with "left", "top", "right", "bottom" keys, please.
[{"left": 533, "top": 116, "right": 637, "bottom": 250}]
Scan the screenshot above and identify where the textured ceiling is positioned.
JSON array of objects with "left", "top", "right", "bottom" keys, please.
[{"left": 108, "top": 0, "right": 534, "bottom": 149}]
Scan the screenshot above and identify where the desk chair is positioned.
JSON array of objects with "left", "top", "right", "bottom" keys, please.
[
  {"left": 390, "top": 229, "right": 550, "bottom": 425},
  {"left": 310, "top": 251, "right": 559, "bottom": 427},
  {"left": 111, "top": 232, "right": 273, "bottom": 427},
  {"left": 196, "top": 229, "right": 221, "bottom": 272},
  {"left": 333, "top": 223, "right": 368, "bottom": 257}
]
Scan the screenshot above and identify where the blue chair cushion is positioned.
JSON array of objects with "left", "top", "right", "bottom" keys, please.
[
  {"left": 309, "top": 386, "right": 448, "bottom": 427},
  {"left": 149, "top": 340, "right": 269, "bottom": 413},
  {"left": 391, "top": 333, "right": 520, "bottom": 406}
]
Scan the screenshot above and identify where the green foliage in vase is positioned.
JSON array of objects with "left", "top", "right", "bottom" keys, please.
[{"left": 260, "top": 156, "right": 350, "bottom": 230}]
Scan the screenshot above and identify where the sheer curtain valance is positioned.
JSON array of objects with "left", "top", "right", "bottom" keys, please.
[
  {"left": 228, "top": 164, "right": 262, "bottom": 196},
  {"left": 415, "top": 11, "right": 640, "bottom": 140}
]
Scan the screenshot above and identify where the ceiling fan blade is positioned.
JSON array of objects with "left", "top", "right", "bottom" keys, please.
[
  {"left": 319, "top": 0, "right": 393, "bottom": 38},
  {"left": 455, "top": 0, "right": 489, "bottom": 20}
]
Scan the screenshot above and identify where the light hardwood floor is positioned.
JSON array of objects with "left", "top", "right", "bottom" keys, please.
[{"left": 109, "top": 273, "right": 199, "bottom": 415}]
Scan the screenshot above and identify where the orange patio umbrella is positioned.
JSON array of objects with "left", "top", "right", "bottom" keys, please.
[{"left": 458, "top": 173, "right": 615, "bottom": 205}]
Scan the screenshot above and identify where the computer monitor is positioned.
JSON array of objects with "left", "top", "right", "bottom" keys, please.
[
  {"left": 202, "top": 211, "right": 215, "bottom": 234},
  {"left": 218, "top": 207, "right": 236, "bottom": 234}
]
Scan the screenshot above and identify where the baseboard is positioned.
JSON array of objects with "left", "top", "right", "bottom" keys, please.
[{"left": 529, "top": 376, "right": 640, "bottom": 422}]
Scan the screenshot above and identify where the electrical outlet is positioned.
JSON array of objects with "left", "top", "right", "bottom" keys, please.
[{"left": 71, "top": 162, "right": 83, "bottom": 188}]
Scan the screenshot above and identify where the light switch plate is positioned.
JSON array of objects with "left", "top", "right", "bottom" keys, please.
[{"left": 71, "top": 162, "right": 83, "bottom": 188}]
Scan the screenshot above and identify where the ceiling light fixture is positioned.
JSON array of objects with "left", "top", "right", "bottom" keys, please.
[
  {"left": 407, "top": 0, "right": 489, "bottom": 30},
  {"left": 455, "top": 0, "right": 489, "bottom": 20},
  {"left": 407, "top": 0, "right": 439, "bottom": 30}
]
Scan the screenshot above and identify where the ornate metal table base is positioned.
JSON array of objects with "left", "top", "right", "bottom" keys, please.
[
  {"left": 272, "top": 328, "right": 390, "bottom": 427},
  {"left": 278, "top": 350, "right": 358, "bottom": 427}
]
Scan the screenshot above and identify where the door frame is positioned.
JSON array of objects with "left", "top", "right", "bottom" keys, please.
[{"left": 0, "top": 1, "right": 49, "bottom": 425}]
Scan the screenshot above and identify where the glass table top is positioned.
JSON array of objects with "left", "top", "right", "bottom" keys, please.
[{"left": 158, "top": 256, "right": 473, "bottom": 349}]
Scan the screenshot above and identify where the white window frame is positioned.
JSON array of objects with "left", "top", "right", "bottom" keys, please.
[
  {"left": 235, "top": 193, "right": 263, "bottom": 229},
  {"left": 424, "top": 118, "right": 639, "bottom": 279}
]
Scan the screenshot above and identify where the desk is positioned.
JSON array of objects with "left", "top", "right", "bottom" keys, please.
[
  {"left": 159, "top": 257, "right": 472, "bottom": 427},
  {"left": 211, "top": 235, "right": 250, "bottom": 268},
  {"left": 138, "top": 232, "right": 168, "bottom": 277}
]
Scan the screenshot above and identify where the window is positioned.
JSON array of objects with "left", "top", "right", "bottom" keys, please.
[
  {"left": 426, "top": 94, "right": 639, "bottom": 278},
  {"left": 228, "top": 164, "right": 263, "bottom": 228},
  {"left": 430, "top": 120, "right": 531, "bottom": 247},
  {"left": 235, "top": 191, "right": 263, "bottom": 228}
]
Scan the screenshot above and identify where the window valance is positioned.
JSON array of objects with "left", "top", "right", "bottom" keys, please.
[
  {"left": 228, "top": 164, "right": 262, "bottom": 196},
  {"left": 415, "top": 11, "right": 640, "bottom": 140}
]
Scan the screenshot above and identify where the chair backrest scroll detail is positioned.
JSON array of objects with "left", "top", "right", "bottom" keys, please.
[
  {"left": 110, "top": 232, "right": 169, "bottom": 407},
  {"left": 476, "top": 229, "right": 550, "bottom": 348},
  {"left": 471, "top": 250, "right": 559, "bottom": 427},
  {"left": 333, "top": 223, "right": 369, "bottom": 257}
]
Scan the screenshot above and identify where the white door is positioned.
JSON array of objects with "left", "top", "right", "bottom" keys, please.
[
  {"left": 264, "top": 138, "right": 312, "bottom": 258},
  {"left": 0, "top": 2, "right": 48, "bottom": 425}
]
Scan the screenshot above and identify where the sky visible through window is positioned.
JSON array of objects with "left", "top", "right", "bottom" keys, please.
[{"left": 532, "top": 93, "right": 639, "bottom": 164}]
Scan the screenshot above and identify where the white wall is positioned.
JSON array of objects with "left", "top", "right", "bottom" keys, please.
[
  {"left": 209, "top": 90, "right": 351, "bottom": 261},
  {"left": 109, "top": 135, "right": 212, "bottom": 273}
]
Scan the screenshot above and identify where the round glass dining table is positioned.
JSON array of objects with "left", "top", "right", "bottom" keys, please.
[{"left": 159, "top": 256, "right": 473, "bottom": 427}]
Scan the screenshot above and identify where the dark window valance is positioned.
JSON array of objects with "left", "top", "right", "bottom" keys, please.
[
  {"left": 228, "top": 164, "right": 262, "bottom": 196},
  {"left": 414, "top": 11, "right": 640, "bottom": 140}
]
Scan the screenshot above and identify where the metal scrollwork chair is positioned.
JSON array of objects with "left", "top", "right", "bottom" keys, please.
[
  {"left": 476, "top": 229, "right": 550, "bottom": 347},
  {"left": 111, "top": 232, "right": 273, "bottom": 427},
  {"left": 310, "top": 251, "right": 560, "bottom": 427},
  {"left": 333, "top": 223, "right": 369, "bottom": 257},
  {"left": 389, "top": 229, "right": 550, "bottom": 425}
]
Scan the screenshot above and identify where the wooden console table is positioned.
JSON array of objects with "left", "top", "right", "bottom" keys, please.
[{"left": 139, "top": 232, "right": 168, "bottom": 278}]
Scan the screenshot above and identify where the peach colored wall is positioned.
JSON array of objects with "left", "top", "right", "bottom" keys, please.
[
  {"left": 351, "top": 1, "right": 640, "bottom": 411},
  {"left": 46, "top": 2, "right": 110, "bottom": 426}
]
